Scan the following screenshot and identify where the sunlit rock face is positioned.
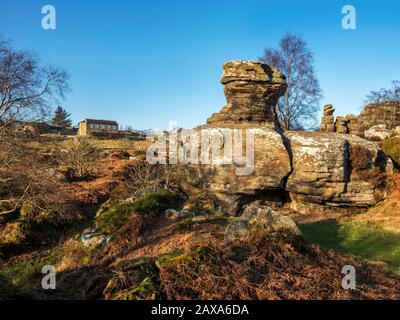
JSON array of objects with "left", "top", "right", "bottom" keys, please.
[
  {"left": 285, "top": 131, "right": 393, "bottom": 214},
  {"left": 206, "top": 60, "right": 287, "bottom": 129}
]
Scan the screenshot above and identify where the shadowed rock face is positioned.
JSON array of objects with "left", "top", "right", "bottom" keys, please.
[{"left": 207, "top": 60, "right": 287, "bottom": 129}]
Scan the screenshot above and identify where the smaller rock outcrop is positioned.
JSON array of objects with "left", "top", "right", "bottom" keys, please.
[
  {"left": 320, "top": 101, "right": 400, "bottom": 140},
  {"left": 165, "top": 209, "right": 194, "bottom": 220},
  {"left": 224, "top": 204, "right": 300, "bottom": 241},
  {"left": 335, "top": 116, "right": 349, "bottom": 134}
]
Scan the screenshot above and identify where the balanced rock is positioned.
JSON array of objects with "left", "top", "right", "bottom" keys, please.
[
  {"left": 207, "top": 60, "right": 287, "bottom": 128},
  {"left": 320, "top": 104, "right": 335, "bottom": 132}
]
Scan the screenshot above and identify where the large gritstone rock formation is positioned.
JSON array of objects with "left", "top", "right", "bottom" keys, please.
[
  {"left": 188, "top": 60, "right": 291, "bottom": 213},
  {"left": 184, "top": 60, "right": 393, "bottom": 215},
  {"left": 207, "top": 60, "right": 287, "bottom": 129}
]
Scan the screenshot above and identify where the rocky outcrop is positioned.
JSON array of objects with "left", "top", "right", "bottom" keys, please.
[
  {"left": 320, "top": 101, "right": 400, "bottom": 141},
  {"left": 207, "top": 60, "right": 287, "bottom": 129},
  {"left": 357, "top": 101, "right": 400, "bottom": 132},
  {"left": 285, "top": 131, "right": 393, "bottom": 214},
  {"left": 185, "top": 60, "right": 394, "bottom": 216}
]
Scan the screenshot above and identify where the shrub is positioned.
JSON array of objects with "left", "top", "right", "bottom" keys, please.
[
  {"left": 124, "top": 162, "right": 167, "bottom": 198},
  {"left": 63, "top": 137, "right": 100, "bottom": 178},
  {"left": 349, "top": 144, "right": 387, "bottom": 190},
  {"left": 349, "top": 144, "right": 373, "bottom": 171},
  {"left": 57, "top": 239, "right": 93, "bottom": 271},
  {"left": 103, "top": 258, "right": 159, "bottom": 300},
  {"left": 0, "top": 275, "right": 19, "bottom": 299},
  {"left": 368, "top": 136, "right": 384, "bottom": 142},
  {"left": 381, "top": 137, "right": 400, "bottom": 167},
  {"left": 356, "top": 167, "right": 387, "bottom": 190},
  {"left": 96, "top": 189, "right": 183, "bottom": 235},
  {"left": 0, "top": 222, "right": 28, "bottom": 245}
]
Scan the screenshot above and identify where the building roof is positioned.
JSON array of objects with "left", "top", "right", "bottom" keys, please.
[{"left": 81, "top": 119, "right": 118, "bottom": 125}]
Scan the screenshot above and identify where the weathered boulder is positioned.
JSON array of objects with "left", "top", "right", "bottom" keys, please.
[
  {"left": 391, "top": 126, "right": 400, "bottom": 137},
  {"left": 357, "top": 101, "right": 400, "bottom": 133},
  {"left": 165, "top": 209, "right": 194, "bottom": 220},
  {"left": 364, "top": 125, "right": 391, "bottom": 141},
  {"left": 319, "top": 101, "right": 400, "bottom": 141},
  {"left": 187, "top": 127, "right": 291, "bottom": 214},
  {"left": 224, "top": 204, "right": 300, "bottom": 241},
  {"left": 80, "top": 229, "right": 110, "bottom": 248},
  {"left": 285, "top": 131, "right": 393, "bottom": 214}
]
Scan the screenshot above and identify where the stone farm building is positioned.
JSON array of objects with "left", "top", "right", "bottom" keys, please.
[{"left": 78, "top": 119, "right": 119, "bottom": 136}]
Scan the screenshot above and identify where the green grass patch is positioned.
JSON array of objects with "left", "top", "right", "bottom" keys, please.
[
  {"left": 0, "top": 251, "right": 59, "bottom": 288},
  {"left": 155, "top": 246, "right": 210, "bottom": 270},
  {"left": 299, "top": 219, "right": 400, "bottom": 275},
  {"left": 96, "top": 189, "right": 183, "bottom": 235}
]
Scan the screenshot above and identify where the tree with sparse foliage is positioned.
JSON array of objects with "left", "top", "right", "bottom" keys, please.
[
  {"left": 52, "top": 106, "right": 72, "bottom": 128},
  {"left": 260, "top": 33, "right": 322, "bottom": 130},
  {"left": 0, "top": 36, "right": 69, "bottom": 132},
  {"left": 363, "top": 80, "right": 400, "bottom": 106}
]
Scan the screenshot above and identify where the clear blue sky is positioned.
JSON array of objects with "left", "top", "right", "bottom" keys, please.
[{"left": 1, "top": 0, "right": 400, "bottom": 129}]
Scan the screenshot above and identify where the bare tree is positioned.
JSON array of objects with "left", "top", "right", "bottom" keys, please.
[
  {"left": 363, "top": 80, "right": 400, "bottom": 106},
  {"left": 0, "top": 36, "right": 69, "bottom": 132},
  {"left": 260, "top": 33, "right": 322, "bottom": 130}
]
